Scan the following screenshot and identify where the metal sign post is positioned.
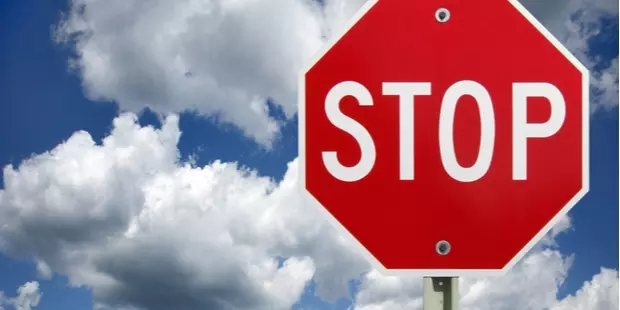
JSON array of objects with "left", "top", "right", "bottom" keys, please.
[{"left": 423, "top": 277, "right": 459, "bottom": 310}]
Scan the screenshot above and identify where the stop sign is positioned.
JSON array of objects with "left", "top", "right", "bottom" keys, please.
[{"left": 299, "top": 0, "right": 589, "bottom": 275}]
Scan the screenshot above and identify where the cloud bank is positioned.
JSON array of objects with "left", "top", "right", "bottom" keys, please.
[
  {"left": 0, "top": 113, "right": 367, "bottom": 309},
  {"left": 0, "top": 114, "right": 617, "bottom": 309}
]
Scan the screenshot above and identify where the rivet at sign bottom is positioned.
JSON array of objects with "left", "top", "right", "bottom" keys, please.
[
  {"left": 436, "top": 240, "right": 451, "bottom": 255},
  {"left": 435, "top": 8, "right": 450, "bottom": 23}
]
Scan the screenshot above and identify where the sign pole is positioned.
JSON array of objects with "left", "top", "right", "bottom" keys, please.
[{"left": 423, "top": 277, "right": 459, "bottom": 310}]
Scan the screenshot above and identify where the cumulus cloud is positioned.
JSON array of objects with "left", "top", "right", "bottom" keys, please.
[
  {"left": 0, "top": 113, "right": 367, "bottom": 310},
  {"left": 54, "top": 0, "right": 325, "bottom": 146},
  {"left": 552, "top": 268, "right": 619, "bottom": 310},
  {"left": 0, "top": 281, "right": 42, "bottom": 310},
  {"left": 0, "top": 113, "right": 616, "bottom": 310}
]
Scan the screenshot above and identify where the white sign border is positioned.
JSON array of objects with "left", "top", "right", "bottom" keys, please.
[{"left": 298, "top": 0, "right": 590, "bottom": 277}]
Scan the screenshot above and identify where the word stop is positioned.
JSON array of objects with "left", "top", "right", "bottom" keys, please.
[{"left": 322, "top": 80, "right": 566, "bottom": 182}]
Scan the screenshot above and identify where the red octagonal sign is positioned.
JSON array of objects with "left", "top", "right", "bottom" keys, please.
[{"left": 299, "top": 0, "right": 589, "bottom": 276}]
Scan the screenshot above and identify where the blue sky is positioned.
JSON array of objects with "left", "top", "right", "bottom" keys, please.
[{"left": 0, "top": 0, "right": 618, "bottom": 309}]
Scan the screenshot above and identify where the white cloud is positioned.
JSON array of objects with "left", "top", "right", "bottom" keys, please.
[
  {"left": 591, "top": 58, "right": 619, "bottom": 111},
  {"left": 539, "top": 214, "right": 573, "bottom": 247},
  {"left": 352, "top": 269, "right": 424, "bottom": 310},
  {"left": 459, "top": 250, "right": 574, "bottom": 310},
  {"left": 54, "top": 0, "right": 325, "bottom": 146},
  {"left": 0, "top": 281, "right": 42, "bottom": 310},
  {"left": 34, "top": 259, "right": 52, "bottom": 280},
  {"left": 54, "top": 0, "right": 618, "bottom": 146},
  {"left": 552, "top": 268, "right": 619, "bottom": 310},
  {"left": 12, "top": 282, "right": 41, "bottom": 310},
  {"left": 0, "top": 113, "right": 368, "bottom": 310}
]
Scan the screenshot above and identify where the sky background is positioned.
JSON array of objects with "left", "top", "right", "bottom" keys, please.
[{"left": 0, "top": 0, "right": 618, "bottom": 309}]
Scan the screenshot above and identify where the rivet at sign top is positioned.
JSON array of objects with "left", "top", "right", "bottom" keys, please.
[
  {"left": 436, "top": 240, "right": 451, "bottom": 255},
  {"left": 435, "top": 8, "right": 450, "bottom": 23}
]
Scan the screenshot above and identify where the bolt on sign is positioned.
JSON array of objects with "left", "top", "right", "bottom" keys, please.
[{"left": 299, "top": 0, "right": 589, "bottom": 276}]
